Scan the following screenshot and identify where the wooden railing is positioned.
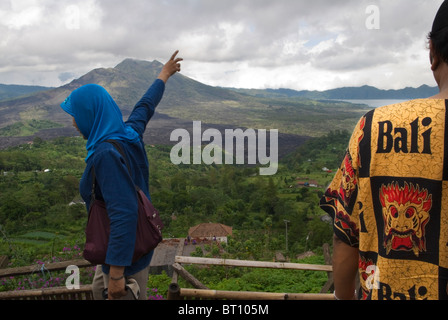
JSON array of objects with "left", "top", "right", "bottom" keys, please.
[
  {"left": 167, "top": 242, "right": 335, "bottom": 301},
  {"left": 0, "top": 258, "right": 94, "bottom": 300},
  {"left": 0, "top": 243, "right": 335, "bottom": 300}
]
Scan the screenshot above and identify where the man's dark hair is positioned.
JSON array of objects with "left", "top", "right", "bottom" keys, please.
[
  {"left": 429, "top": 27, "right": 448, "bottom": 64},
  {"left": 430, "top": 1, "right": 448, "bottom": 63}
]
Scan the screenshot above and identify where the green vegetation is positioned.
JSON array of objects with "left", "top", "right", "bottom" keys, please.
[
  {"left": 285, "top": 129, "right": 351, "bottom": 172},
  {"left": 0, "top": 120, "right": 63, "bottom": 137},
  {"left": 0, "top": 131, "right": 349, "bottom": 294}
]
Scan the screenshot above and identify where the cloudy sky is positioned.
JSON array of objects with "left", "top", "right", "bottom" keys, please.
[{"left": 0, "top": 0, "right": 444, "bottom": 91}]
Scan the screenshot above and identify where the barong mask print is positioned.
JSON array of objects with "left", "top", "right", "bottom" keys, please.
[
  {"left": 340, "top": 153, "right": 357, "bottom": 207},
  {"left": 379, "top": 182, "right": 432, "bottom": 257}
]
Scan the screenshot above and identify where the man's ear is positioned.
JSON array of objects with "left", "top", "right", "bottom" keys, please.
[{"left": 430, "top": 39, "right": 441, "bottom": 71}]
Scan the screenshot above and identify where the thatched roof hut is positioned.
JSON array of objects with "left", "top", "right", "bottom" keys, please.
[{"left": 188, "top": 223, "right": 232, "bottom": 239}]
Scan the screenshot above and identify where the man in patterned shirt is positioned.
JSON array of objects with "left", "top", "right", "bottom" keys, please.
[{"left": 320, "top": 1, "right": 448, "bottom": 300}]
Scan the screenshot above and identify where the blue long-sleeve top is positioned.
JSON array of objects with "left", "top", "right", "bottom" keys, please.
[{"left": 79, "top": 79, "right": 165, "bottom": 275}]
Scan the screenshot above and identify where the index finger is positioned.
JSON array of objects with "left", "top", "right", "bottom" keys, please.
[{"left": 170, "top": 50, "right": 179, "bottom": 61}]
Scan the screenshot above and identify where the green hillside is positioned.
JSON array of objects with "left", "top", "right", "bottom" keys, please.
[
  {"left": 0, "top": 130, "right": 348, "bottom": 267},
  {"left": 0, "top": 84, "right": 52, "bottom": 102},
  {"left": 0, "top": 120, "right": 63, "bottom": 137}
]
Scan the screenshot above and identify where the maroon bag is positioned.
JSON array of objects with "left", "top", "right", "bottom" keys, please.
[{"left": 83, "top": 141, "right": 163, "bottom": 265}]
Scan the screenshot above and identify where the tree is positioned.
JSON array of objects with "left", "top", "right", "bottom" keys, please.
[{"left": 262, "top": 178, "right": 279, "bottom": 216}]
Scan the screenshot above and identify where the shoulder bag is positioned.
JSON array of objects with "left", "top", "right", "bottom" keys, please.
[{"left": 83, "top": 140, "right": 164, "bottom": 265}]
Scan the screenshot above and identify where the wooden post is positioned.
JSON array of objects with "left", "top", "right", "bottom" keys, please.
[
  {"left": 172, "top": 263, "right": 208, "bottom": 290},
  {"left": 171, "top": 238, "right": 185, "bottom": 284},
  {"left": 0, "top": 256, "right": 8, "bottom": 269},
  {"left": 167, "top": 283, "right": 181, "bottom": 300},
  {"left": 320, "top": 243, "right": 334, "bottom": 293}
]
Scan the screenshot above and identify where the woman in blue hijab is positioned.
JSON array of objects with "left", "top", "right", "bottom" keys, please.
[
  {"left": 61, "top": 83, "right": 141, "bottom": 162},
  {"left": 60, "top": 51, "right": 182, "bottom": 300}
]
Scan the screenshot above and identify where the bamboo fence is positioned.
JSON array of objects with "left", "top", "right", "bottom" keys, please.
[
  {"left": 0, "top": 258, "right": 94, "bottom": 300},
  {"left": 168, "top": 241, "right": 334, "bottom": 300},
  {"left": 0, "top": 242, "right": 335, "bottom": 300}
]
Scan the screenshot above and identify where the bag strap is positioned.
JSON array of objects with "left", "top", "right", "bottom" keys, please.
[
  {"left": 90, "top": 140, "right": 135, "bottom": 205},
  {"left": 106, "top": 140, "right": 144, "bottom": 193},
  {"left": 105, "top": 140, "right": 131, "bottom": 173}
]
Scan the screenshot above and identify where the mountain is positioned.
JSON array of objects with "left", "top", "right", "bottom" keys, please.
[
  {"left": 0, "top": 59, "right": 241, "bottom": 134},
  {"left": 0, "top": 58, "right": 370, "bottom": 153},
  {"left": 0, "top": 59, "right": 311, "bottom": 155},
  {"left": 59, "top": 59, "right": 242, "bottom": 110},
  {"left": 232, "top": 84, "right": 439, "bottom": 100},
  {"left": 0, "top": 84, "right": 53, "bottom": 101}
]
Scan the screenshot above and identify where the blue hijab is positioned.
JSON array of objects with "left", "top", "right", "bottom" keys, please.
[{"left": 60, "top": 84, "right": 140, "bottom": 162}]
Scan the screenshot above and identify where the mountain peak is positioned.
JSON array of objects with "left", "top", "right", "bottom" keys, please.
[{"left": 114, "top": 58, "right": 163, "bottom": 72}]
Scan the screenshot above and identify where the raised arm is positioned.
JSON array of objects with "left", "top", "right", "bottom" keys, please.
[{"left": 126, "top": 51, "right": 183, "bottom": 137}]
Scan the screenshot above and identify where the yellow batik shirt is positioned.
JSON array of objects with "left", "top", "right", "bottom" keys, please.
[{"left": 320, "top": 99, "right": 448, "bottom": 300}]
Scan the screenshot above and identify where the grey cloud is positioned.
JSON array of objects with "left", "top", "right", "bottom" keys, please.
[
  {"left": 0, "top": 0, "right": 444, "bottom": 89},
  {"left": 58, "top": 72, "right": 77, "bottom": 83}
]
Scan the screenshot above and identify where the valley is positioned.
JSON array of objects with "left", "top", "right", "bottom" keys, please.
[{"left": 0, "top": 58, "right": 436, "bottom": 299}]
